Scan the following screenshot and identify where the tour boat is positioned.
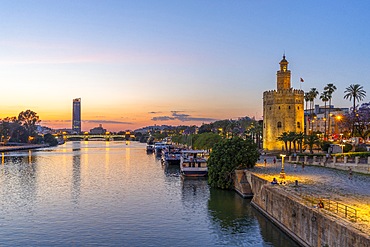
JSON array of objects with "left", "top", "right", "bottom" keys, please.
[
  {"left": 163, "top": 149, "right": 182, "bottom": 165},
  {"left": 180, "top": 150, "right": 208, "bottom": 177},
  {"left": 146, "top": 144, "right": 155, "bottom": 153}
]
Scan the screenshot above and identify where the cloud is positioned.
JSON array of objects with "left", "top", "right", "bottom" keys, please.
[
  {"left": 42, "top": 120, "right": 71, "bottom": 123},
  {"left": 84, "top": 120, "right": 133, "bottom": 125},
  {"left": 42, "top": 119, "right": 132, "bottom": 125},
  {"left": 151, "top": 111, "right": 217, "bottom": 122}
]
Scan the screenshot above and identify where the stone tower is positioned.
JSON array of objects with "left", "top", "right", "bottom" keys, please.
[{"left": 263, "top": 56, "right": 304, "bottom": 151}]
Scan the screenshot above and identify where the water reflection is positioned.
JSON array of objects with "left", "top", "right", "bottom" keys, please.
[
  {"left": 207, "top": 187, "right": 299, "bottom": 247},
  {"left": 72, "top": 151, "right": 81, "bottom": 206},
  {"left": 0, "top": 142, "right": 299, "bottom": 246},
  {"left": 163, "top": 163, "right": 180, "bottom": 177}
]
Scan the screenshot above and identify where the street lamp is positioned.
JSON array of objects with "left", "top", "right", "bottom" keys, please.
[{"left": 280, "top": 154, "right": 286, "bottom": 179}]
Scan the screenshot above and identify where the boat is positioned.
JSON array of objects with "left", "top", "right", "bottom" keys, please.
[
  {"left": 146, "top": 138, "right": 155, "bottom": 153},
  {"left": 180, "top": 150, "right": 208, "bottom": 177},
  {"left": 163, "top": 149, "right": 182, "bottom": 165},
  {"left": 146, "top": 144, "right": 155, "bottom": 153},
  {"left": 154, "top": 142, "right": 170, "bottom": 156}
]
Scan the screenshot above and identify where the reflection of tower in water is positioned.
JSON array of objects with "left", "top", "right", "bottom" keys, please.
[{"left": 71, "top": 142, "right": 81, "bottom": 205}]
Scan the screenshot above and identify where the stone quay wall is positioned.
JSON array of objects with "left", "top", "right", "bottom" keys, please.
[{"left": 240, "top": 171, "right": 370, "bottom": 247}]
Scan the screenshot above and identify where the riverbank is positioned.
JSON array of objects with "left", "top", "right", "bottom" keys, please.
[
  {"left": 235, "top": 158, "right": 370, "bottom": 247},
  {"left": 0, "top": 144, "right": 49, "bottom": 152}
]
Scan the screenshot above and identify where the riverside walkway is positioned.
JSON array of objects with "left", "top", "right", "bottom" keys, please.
[
  {"left": 0, "top": 144, "right": 49, "bottom": 152},
  {"left": 251, "top": 156, "right": 370, "bottom": 236}
]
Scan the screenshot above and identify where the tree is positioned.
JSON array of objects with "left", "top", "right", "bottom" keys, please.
[
  {"left": 308, "top": 88, "right": 319, "bottom": 133},
  {"left": 295, "top": 132, "right": 305, "bottom": 153},
  {"left": 44, "top": 133, "right": 58, "bottom": 146},
  {"left": 276, "top": 132, "right": 289, "bottom": 153},
  {"left": 207, "top": 137, "right": 259, "bottom": 190},
  {"left": 193, "top": 132, "right": 222, "bottom": 150},
  {"left": 304, "top": 134, "right": 320, "bottom": 154},
  {"left": 324, "top": 83, "right": 337, "bottom": 137},
  {"left": 304, "top": 92, "right": 310, "bottom": 132},
  {"left": 18, "top": 110, "right": 41, "bottom": 138},
  {"left": 344, "top": 84, "right": 367, "bottom": 136},
  {"left": 0, "top": 117, "right": 19, "bottom": 144},
  {"left": 320, "top": 91, "right": 329, "bottom": 139}
]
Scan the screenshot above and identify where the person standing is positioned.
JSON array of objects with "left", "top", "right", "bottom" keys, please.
[{"left": 348, "top": 167, "right": 353, "bottom": 180}]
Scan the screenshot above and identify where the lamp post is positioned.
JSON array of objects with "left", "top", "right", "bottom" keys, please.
[{"left": 280, "top": 154, "right": 286, "bottom": 179}]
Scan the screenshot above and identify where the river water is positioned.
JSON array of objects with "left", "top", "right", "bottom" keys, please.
[{"left": 0, "top": 141, "right": 299, "bottom": 246}]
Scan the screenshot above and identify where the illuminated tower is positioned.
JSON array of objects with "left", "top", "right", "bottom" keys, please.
[
  {"left": 262, "top": 56, "right": 304, "bottom": 151},
  {"left": 72, "top": 98, "right": 81, "bottom": 134}
]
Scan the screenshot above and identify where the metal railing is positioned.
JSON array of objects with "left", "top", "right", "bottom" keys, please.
[
  {"left": 300, "top": 195, "right": 357, "bottom": 222},
  {"left": 321, "top": 199, "right": 357, "bottom": 222}
]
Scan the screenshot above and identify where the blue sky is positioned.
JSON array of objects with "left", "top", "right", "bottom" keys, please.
[{"left": 0, "top": 1, "right": 369, "bottom": 131}]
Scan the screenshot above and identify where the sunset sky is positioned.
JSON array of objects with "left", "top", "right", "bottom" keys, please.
[{"left": 1, "top": 1, "right": 370, "bottom": 131}]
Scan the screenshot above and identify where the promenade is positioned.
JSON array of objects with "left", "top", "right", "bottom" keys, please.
[
  {"left": 0, "top": 144, "right": 49, "bottom": 152},
  {"left": 251, "top": 156, "right": 370, "bottom": 236}
]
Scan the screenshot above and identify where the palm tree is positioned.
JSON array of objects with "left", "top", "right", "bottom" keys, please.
[
  {"left": 304, "top": 134, "right": 320, "bottom": 154},
  {"left": 295, "top": 132, "right": 305, "bottom": 153},
  {"left": 287, "top": 131, "right": 297, "bottom": 154},
  {"left": 276, "top": 132, "right": 289, "bottom": 153},
  {"left": 320, "top": 91, "right": 329, "bottom": 140},
  {"left": 324, "top": 83, "right": 337, "bottom": 137},
  {"left": 308, "top": 88, "right": 319, "bottom": 133},
  {"left": 304, "top": 92, "right": 310, "bottom": 134},
  {"left": 343, "top": 84, "right": 367, "bottom": 136}
]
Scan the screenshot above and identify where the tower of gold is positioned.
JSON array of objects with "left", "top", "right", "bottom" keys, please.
[{"left": 263, "top": 56, "right": 304, "bottom": 151}]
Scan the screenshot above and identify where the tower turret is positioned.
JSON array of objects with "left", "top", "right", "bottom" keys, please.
[{"left": 276, "top": 55, "right": 291, "bottom": 90}]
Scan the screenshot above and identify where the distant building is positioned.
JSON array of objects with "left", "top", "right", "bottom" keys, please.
[
  {"left": 90, "top": 124, "right": 107, "bottom": 134},
  {"left": 263, "top": 56, "right": 305, "bottom": 151},
  {"left": 72, "top": 98, "right": 81, "bottom": 134},
  {"left": 305, "top": 104, "right": 349, "bottom": 137}
]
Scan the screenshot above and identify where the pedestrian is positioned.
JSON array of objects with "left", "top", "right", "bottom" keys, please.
[
  {"left": 302, "top": 162, "right": 305, "bottom": 170},
  {"left": 294, "top": 163, "right": 297, "bottom": 171},
  {"left": 264, "top": 158, "right": 267, "bottom": 167},
  {"left": 348, "top": 167, "right": 353, "bottom": 180}
]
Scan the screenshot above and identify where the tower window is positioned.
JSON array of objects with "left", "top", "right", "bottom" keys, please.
[
  {"left": 277, "top": 122, "right": 282, "bottom": 128},
  {"left": 297, "top": 122, "right": 301, "bottom": 128},
  {"left": 269, "top": 107, "right": 271, "bottom": 110},
  {"left": 289, "top": 106, "right": 291, "bottom": 109},
  {"left": 298, "top": 106, "right": 300, "bottom": 110},
  {"left": 278, "top": 106, "right": 281, "bottom": 110}
]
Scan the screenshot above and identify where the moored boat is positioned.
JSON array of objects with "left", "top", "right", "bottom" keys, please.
[
  {"left": 163, "top": 149, "right": 182, "bottom": 165},
  {"left": 146, "top": 144, "right": 155, "bottom": 153},
  {"left": 180, "top": 150, "right": 208, "bottom": 177}
]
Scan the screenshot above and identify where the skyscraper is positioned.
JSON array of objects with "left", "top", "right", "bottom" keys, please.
[{"left": 72, "top": 98, "right": 81, "bottom": 134}]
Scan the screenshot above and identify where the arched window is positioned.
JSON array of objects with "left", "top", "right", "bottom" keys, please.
[
  {"left": 277, "top": 122, "right": 282, "bottom": 128},
  {"left": 289, "top": 106, "right": 291, "bottom": 109},
  {"left": 298, "top": 106, "right": 300, "bottom": 110},
  {"left": 278, "top": 106, "right": 281, "bottom": 110},
  {"left": 297, "top": 122, "right": 301, "bottom": 128}
]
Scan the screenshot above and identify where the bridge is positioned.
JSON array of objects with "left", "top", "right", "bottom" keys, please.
[{"left": 56, "top": 134, "right": 129, "bottom": 141}]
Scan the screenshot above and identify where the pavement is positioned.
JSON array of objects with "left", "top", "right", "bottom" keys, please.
[
  {"left": 0, "top": 144, "right": 49, "bottom": 152},
  {"left": 251, "top": 155, "right": 370, "bottom": 235}
]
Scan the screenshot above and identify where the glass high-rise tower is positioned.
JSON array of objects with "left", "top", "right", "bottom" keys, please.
[{"left": 72, "top": 98, "right": 81, "bottom": 134}]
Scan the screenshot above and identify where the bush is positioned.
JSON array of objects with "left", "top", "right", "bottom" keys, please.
[
  {"left": 44, "top": 133, "right": 58, "bottom": 146},
  {"left": 321, "top": 141, "right": 332, "bottom": 152},
  {"left": 207, "top": 137, "right": 259, "bottom": 190}
]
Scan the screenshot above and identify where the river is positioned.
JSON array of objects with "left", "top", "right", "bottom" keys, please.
[{"left": 0, "top": 141, "right": 299, "bottom": 246}]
